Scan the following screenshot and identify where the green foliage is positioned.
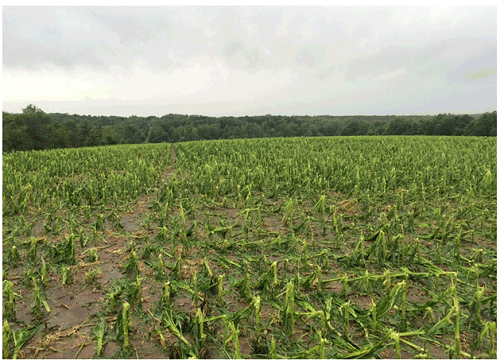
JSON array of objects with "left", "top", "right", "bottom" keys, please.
[
  {"left": 93, "top": 320, "right": 108, "bottom": 357},
  {"left": 125, "top": 250, "right": 139, "bottom": 276},
  {"left": 1, "top": 135, "right": 496, "bottom": 359},
  {"left": 3, "top": 320, "right": 13, "bottom": 359},
  {"left": 50, "top": 234, "right": 76, "bottom": 265},
  {"left": 3, "top": 281, "right": 16, "bottom": 320},
  {"left": 115, "top": 301, "right": 132, "bottom": 351},
  {"left": 282, "top": 282, "right": 295, "bottom": 336},
  {"left": 61, "top": 265, "right": 72, "bottom": 285},
  {"left": 3, "top": 324, "right": 41, "bottom": 359},
  {"left": 3, "top": 105, "right": 496, "bottom": 152}
]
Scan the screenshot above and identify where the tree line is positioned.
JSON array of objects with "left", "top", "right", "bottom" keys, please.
[{"left": 2, "top": 104, "right": 496, "bottom": 152}]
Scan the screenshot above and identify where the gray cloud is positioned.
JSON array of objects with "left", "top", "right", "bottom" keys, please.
[
  {"left": 3, "top": 6, "right": 496, "bottom": 116},
  {"left": 464, "top": 67, "right": 497, "bottom": 81},
  {"left": 296, "top": 43, "right": 327, "bottom": 68},
  {"left": 5, "top": 7, "right": 495, "bottom": 75},
  {"left": 223, "top": 41, "right": 245, "bottom": 58}
]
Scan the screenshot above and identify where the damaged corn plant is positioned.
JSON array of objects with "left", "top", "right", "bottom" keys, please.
[{"left": 3, "top": 136, "right": 496, "bottom": 358}]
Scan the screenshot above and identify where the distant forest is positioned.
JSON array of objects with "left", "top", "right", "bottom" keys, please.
[{"left": 2, "top": 104, "right": 497, "bottom": 152}]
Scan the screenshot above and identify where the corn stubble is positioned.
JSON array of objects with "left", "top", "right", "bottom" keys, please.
[{"left": 2, "top": 137, "right": 496, "bottom": 358}]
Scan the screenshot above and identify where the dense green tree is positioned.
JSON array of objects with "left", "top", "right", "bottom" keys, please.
[
  {"left": 148, "top": 124, "right": 167, "bottom": 143},
  {"left": 465, "top": 111, "right": 497, "bottom": 136},
  {"left": 78, "top": 121, "right": 92, "bottom": 147},
  {"left": 123, "top": 124, "right": 146, "bottom": 144},
  {"left": 3, "top": 112, "right": 30, "bottom": 151},
  {"left": 52, "top": 125, "right": 70, "bottom": 148},
  {"left": 2, "top": 104, "right": 495, "bottom": 153},
  {"left": 22, "top": 104, "right": 53, "bottom": 150},
  {"left": 340, "top": 120, "right": 370, "bottom": 136},
  {"left": 386, "top": 117, "right": 414, "bottom": 135},
  {"left": 86, "top": 127, "right": 104, "bottom": 147},
  {"left": 417, "top": 118, "right": 437, "bottom": 135},
  {"left": 367, "top": 121, "right": 387, "bottom": 135},
  {"left": 102, "top": 126, "right": 120, "bottom": 145},
  {"left": 452, "top": 115, "right": 474, "bottom": 135},
  {"left": 245, "top": 122, "right": 263, "bottom": 138},
  {"left": 434, "top": 114, "right": 456, "bottom": 136},
  {"left": 317, "top": 119, "right": 341, "bottom": 136},
  {"left": 172, "top": 125, "right": 189, "bottom": 142}
]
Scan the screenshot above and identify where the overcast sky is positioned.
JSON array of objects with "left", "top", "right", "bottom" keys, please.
[{"left": 2, "top": 6, "right": 497, "bottom": 117}]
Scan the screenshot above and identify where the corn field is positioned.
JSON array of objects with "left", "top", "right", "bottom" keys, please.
[{"left": 2, "top": 136, "right": 496, "bottom": 358}]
